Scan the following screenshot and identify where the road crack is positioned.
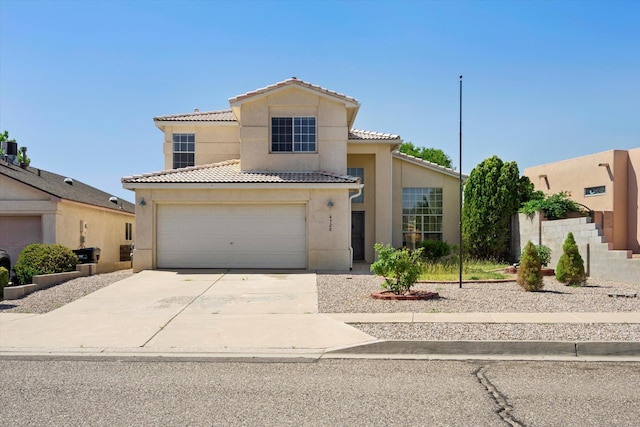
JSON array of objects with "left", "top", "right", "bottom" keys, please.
[{"left": 473, "top": 364, "right": 525, "bottom": 426}]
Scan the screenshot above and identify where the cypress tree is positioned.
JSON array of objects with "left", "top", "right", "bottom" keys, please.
[
  {"left": 517, "top": 241, "right": 543, "bottom": 291},
  {"left": 556, "top": 232, "right": 587, "bottom": 286}
]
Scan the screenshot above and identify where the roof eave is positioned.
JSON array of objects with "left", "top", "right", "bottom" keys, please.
[
  {"left": 122, "top": 182, "right": 363, "bottom": 190},
  {"left": 229, "top": 82, "right": 360, "bottom": 109},
  {"left": 153, "top": 119, "right": 238, "bottom": 127},
  {"left": 392, "top": 151, "right": 468, "bottom": 180}
]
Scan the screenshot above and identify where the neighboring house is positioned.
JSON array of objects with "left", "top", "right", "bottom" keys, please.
[
  {"left": 523, "top": 148, "right": 640, "bottom": 253},
  {"left": 0, "top": 160, "right": 135, "bottom": 272},
  {"left": 122, "top": 78, "right": 465, "bottom": 271}
]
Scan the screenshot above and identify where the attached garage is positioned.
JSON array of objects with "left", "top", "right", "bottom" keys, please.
[
  {"left": 156, "top": 204, "right": 306, "bottom": 269},
  {"left": 0, "top": 216, "right": 42, "bottom": 263}
]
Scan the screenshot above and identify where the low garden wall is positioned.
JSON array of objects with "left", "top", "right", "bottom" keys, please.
[
  {"left": 2, "top": 264, "right": 95, "bottom": 300},
  {"left": 512, "top": 212, "right": 639, "bottom": 283}
]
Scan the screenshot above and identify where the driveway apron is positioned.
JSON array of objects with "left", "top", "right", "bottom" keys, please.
[{"left": 0, "top": 270, "right": 375, "bottom": 354}]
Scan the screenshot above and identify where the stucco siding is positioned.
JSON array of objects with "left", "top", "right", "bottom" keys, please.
[
  {"left": 628, "top": 148, "right": 640, "bottom": 252},
  {"left": 524, "top": 149, "right": 637, "bottom": 251},
  {"left": 56, "top": 200, "right": 134, "bottom": 269},
  {"left": 162, "top": 124, "right": 240, "bottom": 170},
  {"left": 347, "top": 153, "right": 376, "bottom": 262},
  {"left": 237, "top": 88, "right": 348, "bottom": 174}
]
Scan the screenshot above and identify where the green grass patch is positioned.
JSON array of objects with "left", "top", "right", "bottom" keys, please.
[{"left": 419, "top": 259, "right": 511, "bottom": 281}]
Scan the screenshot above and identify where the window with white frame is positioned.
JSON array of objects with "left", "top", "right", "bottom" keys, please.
[
  {"left": 271, "top": 117, "right": 316, "bottom": 152},
  {"left": 347, "top": 168, "right": 364, "bottom": 203},
  {"left": 172, "top": 133, "right": 195, "bottom": 168},
  {"left": 402, "top": 187, "right": 443, "bottom": 247}
]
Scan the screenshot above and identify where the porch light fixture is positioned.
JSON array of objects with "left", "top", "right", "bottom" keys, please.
[
  {"left": 327, "top": 200, "right": 334, "bottom": 208},
  {"left": 139, "top": 198, "right": 146, "bottom": 206}
]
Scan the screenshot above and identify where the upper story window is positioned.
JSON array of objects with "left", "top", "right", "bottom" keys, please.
[
  {"left": 271, "top": 117, "right": 316, "bottom": 153},
  {"left": 173, "top": 133, "right": 195, "bottom": 169},
  {"left": 347, "top": 167, "right": 364, "bottom": 203}
]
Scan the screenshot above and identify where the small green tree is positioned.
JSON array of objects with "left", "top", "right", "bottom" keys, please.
[
  {"left": 517, "top": 241, "right": 543, "bottom": 291},
  {"left": 371, "top": 243, "right": 424, "bottom": 295},
  {"left": 535, "top": 244, "right": 551, "bottom": 267},
  {"left": 556, "top": 232, "right": 587, "bottom": 286},
  {"left": 399, "top": 142, "right": 454, "bottom": 169}
]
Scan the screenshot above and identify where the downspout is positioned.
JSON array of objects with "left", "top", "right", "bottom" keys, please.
[{"left": 348, "top": 186, "right": 363, "bottom": 270}]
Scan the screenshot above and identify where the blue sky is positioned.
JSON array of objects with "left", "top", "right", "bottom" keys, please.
[{"left": 1, "top": 0, "right": 638, "bottom": 202}]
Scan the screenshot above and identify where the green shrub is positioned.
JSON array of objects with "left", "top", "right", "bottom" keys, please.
[
  {"left": 371, "top": 243, "right": 424, "bottom": 295},
  {"left": 556, "top": 232, "right": 586, "bottom": 286},
  {"left": 0, "top": 266, "right": 8, "bottom": 296},
  {"left": 517, "top": 241, "right": 543, "bottom": 291},
  {"left": 14, "top": 243, "right": 78, "bottom": 285},
  {"left": 520, "top": 191, "right": 586, "bottom": 220},
  {"left": 535, "top": 244, "right": 551, "bottom": 267},
  {"left": 417, "top": 239, "right": 452, "bottom": 261}
]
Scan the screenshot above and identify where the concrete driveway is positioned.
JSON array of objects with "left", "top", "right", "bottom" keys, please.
[{"left": 0, "top": 270, "right": 375, "bottom": 356}]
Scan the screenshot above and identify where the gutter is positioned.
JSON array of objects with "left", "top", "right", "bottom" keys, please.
[{"left": 348, "top": 187, "right": 363, "bottom": 270}]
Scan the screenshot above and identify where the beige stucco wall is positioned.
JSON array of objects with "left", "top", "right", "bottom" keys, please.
[
  {"left": 523, "top": 149, "right": 634, "bottom": 250},
  {"left": 391, "top": 157, "right": 462, "bottom": 248},
  {"left": 55, "top": 200, "right": 135, "bottom": 270},
  {"left": 237, "top": 87, "right": 348, "bottom": 174},
  {"left": 347, "top": 153, "right": 376, "bottom": 262},
  {"left": 162, "top": 124, "right": 240, "bottom": 170},
  {"left": 348, "top": 143, "right": 394, "bottom": 255},
  {"left": 627, "top": 148, "right": 640, "bottom": 252},
  {"left": 131, "top": 186, "right": 352, "bottom": 272}
]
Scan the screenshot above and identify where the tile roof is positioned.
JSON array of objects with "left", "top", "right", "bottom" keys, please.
[
  {"left": 349, "top": 129, "right": 401, "bottom": 141},
  {"left": 1, "top": 160, "right": 135, "bottom": 213},
  {"left": 122, "top": 159, "right": 360, "bottom": 185},
  {"left": 392, "top": 151, "right": 467, "bottom": 180},
  {"left": 229, "top": 77, "right": 359, "bottom": 105},
  {"left": 154, "top": 109, "right": 236, "bottom": 122}
]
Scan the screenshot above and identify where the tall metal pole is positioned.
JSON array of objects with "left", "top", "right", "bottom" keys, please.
[{"left": 459, "top": 75, "right": 463, "bottom": 289}]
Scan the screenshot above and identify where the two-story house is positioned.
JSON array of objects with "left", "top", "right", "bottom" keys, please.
[{"left": 122, "top": 78, "right": 465, "bottom": 271}]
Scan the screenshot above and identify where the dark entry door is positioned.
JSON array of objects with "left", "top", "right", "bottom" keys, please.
[{"left": 351, "top": 211, "right": 365, "bottom": 261}]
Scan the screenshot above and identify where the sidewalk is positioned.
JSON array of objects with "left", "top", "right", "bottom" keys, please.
[{"left": 1, "top": 270, "right": 639, "bottom": 361}]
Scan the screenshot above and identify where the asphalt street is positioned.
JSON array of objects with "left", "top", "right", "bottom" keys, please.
[{"left": 2, "top": 359, "right": 638, "bottom": 426}]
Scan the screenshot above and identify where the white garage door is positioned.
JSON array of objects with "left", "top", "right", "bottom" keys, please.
[
  {"left": 156, "top": 204, "right": 306, "bottom": 269},
  {"left": 0, "top": 216, "right": 42, "bottom": 263}
]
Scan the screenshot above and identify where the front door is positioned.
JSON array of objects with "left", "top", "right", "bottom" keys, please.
[{"left": 351, "top": 211, "right": 365, "bottom": 261}]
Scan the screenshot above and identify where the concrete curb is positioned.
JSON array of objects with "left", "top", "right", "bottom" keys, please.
[
  {"left": 2, "top": 341, "right": 639, "bottom": 363},
  {"left": 326, "top": 340, "right": 640, "bottom": 358}
]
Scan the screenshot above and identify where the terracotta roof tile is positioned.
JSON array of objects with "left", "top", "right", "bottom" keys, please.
[
  {"left": 122, "top": 159, "right": 360, "bottom": 185},
  {"left": 154, "top": 109, "right": 236, "bottom": 122},
  {"left": 229, "top": 77, "right": 359, "bottom": 105},
  {"left": 349, "top": 129, "right": 401, "bottom": 140}
]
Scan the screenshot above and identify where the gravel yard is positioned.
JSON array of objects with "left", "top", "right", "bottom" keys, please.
[
  {"left": 2, "top": 269, "right": 638, "bottom": 342},
  {"left": 317, "top": 273, "right": 640, "bottom": 313},
  {"left": 0, "top": 269, "right": 133, "bottom": 314},
  {"left": 318, "top": 272, "right": 640, "bottom": 342}
]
